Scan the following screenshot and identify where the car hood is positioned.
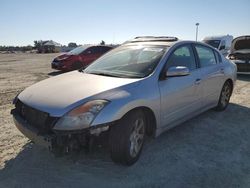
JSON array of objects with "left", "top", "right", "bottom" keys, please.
[
  {"left": 18, "top": 71, "right": 141, "bottom": 116},
  {"left": 231, "top": 36, "right": 250, "bottom": 53},
  {"left": 55, "top": 53, "right": 73, "bottom": 61}
]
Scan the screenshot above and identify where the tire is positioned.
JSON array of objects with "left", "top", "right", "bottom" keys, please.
[
  {"left": 215, "top": 81, "right": 232, "bottom": 111},
  {"left": 109, "top": 110, "right": 146, "bottom": 166},
  {"left": 72, "top": 61, "right": 83, "bottom": 70}
]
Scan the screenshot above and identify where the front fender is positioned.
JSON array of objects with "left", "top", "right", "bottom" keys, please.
[{"left": 91, "top": 88, "right": 161, "bottom": 128}]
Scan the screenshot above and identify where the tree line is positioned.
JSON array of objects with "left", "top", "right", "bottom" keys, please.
[
  {"left": 0, "top": 45, "right": 33, "bottom": 52},
  {"left": 0, "top": 40, "right": 107, "bottom": 52}
]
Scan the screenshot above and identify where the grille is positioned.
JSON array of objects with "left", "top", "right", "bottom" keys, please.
[
  {"left": 237, "top": 63, "right": 250, "bottom": 72},
  {"left": 15, "top": 100, "right": 58, "bottom": 134},
  {"left": 233, "top": 54, "right": 250, "bottom": 61}
]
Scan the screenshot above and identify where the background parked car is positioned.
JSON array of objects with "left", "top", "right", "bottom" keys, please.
[
  {"left": 202, "top": 35, "right": 233, "bottom": 57},
  {"left": 51, "top": 45, "right": 113, "bottom": 71},
  {"left": 228, "top": 35, "right": 250, "bottom": 72}
]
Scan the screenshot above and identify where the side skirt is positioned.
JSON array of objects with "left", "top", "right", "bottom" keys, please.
[{"left": 155, "top": 103, "right": 217, "bottom": 137}]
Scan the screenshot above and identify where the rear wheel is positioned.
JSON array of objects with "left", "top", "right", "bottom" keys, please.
[
  {"left": 215, "top": 81, "right": 232, "bottom": 111},
  {"left": 109, "top": 110, "right": 146, "bottom": 165}
]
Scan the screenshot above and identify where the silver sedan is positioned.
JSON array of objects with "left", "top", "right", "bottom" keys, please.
[{"left": 11, "top": 37, "right": 237, "bottom": 165}]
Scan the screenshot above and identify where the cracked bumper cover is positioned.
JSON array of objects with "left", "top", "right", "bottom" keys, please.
[
  {"left": 11, "top": 109, "right": 114, "bottom": 150},
  {"left": 12, "top": 111, "right": 55, "bottom": 149}
]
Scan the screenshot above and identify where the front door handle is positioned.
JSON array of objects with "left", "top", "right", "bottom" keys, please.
[{"left": 195, "top": 78, "right": 201, "bottom": 85}]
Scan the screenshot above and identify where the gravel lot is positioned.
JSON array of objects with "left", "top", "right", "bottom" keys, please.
[{"left": 0, "top": 53, "right": 249, "bottom": 188}]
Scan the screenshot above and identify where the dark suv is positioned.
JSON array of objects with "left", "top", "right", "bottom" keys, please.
[{"left": 52, "top": 45, "right": 113, "bottom": 71}]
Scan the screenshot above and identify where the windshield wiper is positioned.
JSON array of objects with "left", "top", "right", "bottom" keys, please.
[
  {"left": 85, "top": 71, "right": 121, "bottom": 77},
  {"left": 82, "top": 70, "right": 143, "bottom": 78},
  {"left": 92, "top": 72, "right": 143, "bottom": 78}
]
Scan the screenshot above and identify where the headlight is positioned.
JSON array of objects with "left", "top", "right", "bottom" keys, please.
[
  {"left": 229, "top": 55, "right": 235, "bottom": 60},
  {"left": 54, "top": 100, "right": 109, "bottom": 130},
  {"left": 60, "top": 57, "right": 68, "bottom": 60}
]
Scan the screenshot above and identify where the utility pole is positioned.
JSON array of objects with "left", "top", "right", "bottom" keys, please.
[{"left": 195, "top": 23, "right": 199, "bottom": 41}]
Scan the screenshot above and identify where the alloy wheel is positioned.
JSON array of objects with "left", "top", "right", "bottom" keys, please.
[
  {"left": 220, "top": 83, "right": 231, "bottom": 107},
  {"left": 129, "top": 118, "right": 145, "bottom": 158}
]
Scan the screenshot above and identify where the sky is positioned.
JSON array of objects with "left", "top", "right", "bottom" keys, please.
[{"left": 0, "top": 0, "right": 249, "bottom": 46}]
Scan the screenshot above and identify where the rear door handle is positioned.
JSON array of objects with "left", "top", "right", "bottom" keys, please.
[{"left": 195, "top": 78, "right": 201, "bottom": 85}]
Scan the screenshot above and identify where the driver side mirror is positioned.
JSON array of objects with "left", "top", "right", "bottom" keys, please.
[{"left": 166, "top": 66, "right": 190, "bottom": 77}]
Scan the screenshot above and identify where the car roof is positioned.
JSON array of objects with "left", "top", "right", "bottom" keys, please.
[
  {"left": 121, "top": 40, "right": 222, "bottom": 55},
  {"left": 232, "top": 35, "right": 250, "bottom": 42},
  {"left": 122, "top": 41, "right": 178, "bottom": 47},
  {"left": 122, "top": 36, "right": 217, "bottom": 48},
  {"left": 129, "top": 36, "right": 178, "bottom": 42},
  {"left": 123, "top": 38, "right": 176, "bottom": 47},
  {"left": 122, "top": 38, "right": 204, "bottom": 47},
  {"left": 122, "top": 36, "right": 178, "bottom": 46},
  {"left": 203, "top": 35, "right": 233, "bottom": 41},
  {"left": 80, "top": 45, "right": 113, "bottom": 48},
  {"left": 94, "top": 45, "right": 113, "bottom": 48}
]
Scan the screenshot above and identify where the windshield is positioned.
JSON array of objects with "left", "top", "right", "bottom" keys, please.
[
  {"left": 84, "top": 45, "right": 167, "bottom": 78},
  {"left": 203, "top": 40, "right": 221, "bottom": 49},
  {"left": 68, "top": 46, "right": 89, "bottom": 55}
]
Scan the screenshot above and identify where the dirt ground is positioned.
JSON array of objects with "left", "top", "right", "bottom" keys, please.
[{"left": 0, "top": 53, "right": 249, "bottom": 188}]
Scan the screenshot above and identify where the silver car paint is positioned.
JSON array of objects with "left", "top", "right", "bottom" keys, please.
[
  {"left": 17, "top": 41, "right": 237, "bottom": 135},
  {"left": 159, "top": 68, "right": 203, "bottom": 128},
  {"left": 18, "top": 71, "right": 141, "bottom": 117},
  {"left": 94, "top": 42, "right": 236, "bottom": 135}
]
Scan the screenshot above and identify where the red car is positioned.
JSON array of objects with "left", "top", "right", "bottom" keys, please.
[{"left": 51, "top": 45, "right": 113, "bottom": 71}]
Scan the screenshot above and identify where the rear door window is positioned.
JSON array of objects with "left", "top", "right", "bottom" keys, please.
[
  {"left": 214, "top": 50, "right": 222, "bottom": 63},
  {"left": 195, "top": 45, "right": 217, "bottom": 67}
]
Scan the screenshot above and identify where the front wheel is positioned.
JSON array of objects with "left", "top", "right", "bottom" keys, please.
[
  {"left": 215, "top": 81, "right": 232, "bottom": 111},
  {"left": 109, "top": 110, "right": 146, "bottom": 166}
]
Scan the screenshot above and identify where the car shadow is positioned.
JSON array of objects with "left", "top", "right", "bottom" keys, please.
[
  {"left": 48, "top": 70, "right": 65, "bottom": 76},
  {"left": 0, "top": 103, "right": 250, "bottom": 187},
  {"left": 237, "top": 73, "right": 250, "bottom": 81}
]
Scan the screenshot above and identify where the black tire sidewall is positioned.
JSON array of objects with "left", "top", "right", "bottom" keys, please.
[
  {"left": 216, "top": 81, "right": 232, "bottom": 111},
  {"left": 125, "top": 111, "right": 146, "bottom": 164},
  {"left": 110, "top": 110, "right": 146, "bottom": 165}
]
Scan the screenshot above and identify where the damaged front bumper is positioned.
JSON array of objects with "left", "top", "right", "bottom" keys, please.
[
  {"left": 11, "top": 109, "right": 112, "bottom": 153},
  {"left": 12, "top": 111, "right": 55, "bottom": 150}
]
